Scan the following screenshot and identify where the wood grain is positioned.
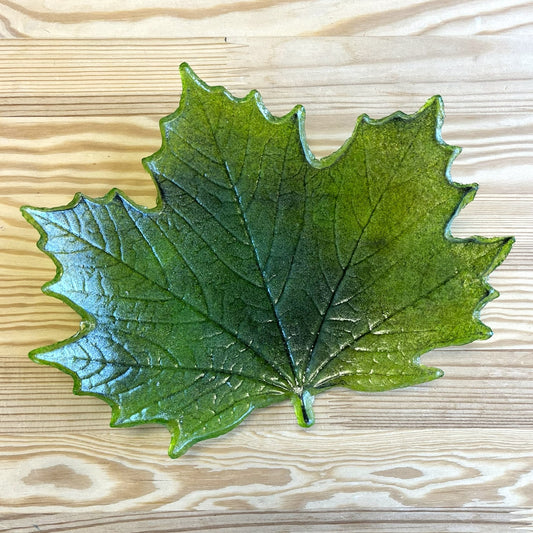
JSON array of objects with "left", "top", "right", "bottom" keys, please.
[
  {"left": 0, "top": 0, "right": 532, "bottom": 38},
  {"left": 2, "top": 37, "right": 533, "bottom": 116},
  {"left": 1, "top": 33, "right": 532, "bottom": 531},
  {"left": 1, "top": 429, "right": 533, "bottom": 511},
  {"left": 3, "top": 509, "right": 531, "bottom": 532}
]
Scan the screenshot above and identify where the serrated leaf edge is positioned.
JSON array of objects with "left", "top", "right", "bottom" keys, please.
[{"left": 20, "top": 64, "right": 514, "bottom": 456}]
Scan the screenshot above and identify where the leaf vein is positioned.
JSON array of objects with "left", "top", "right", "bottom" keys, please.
[
  {"left": 41, "top": 214, "right": 290, "bottom": 387},
  {"left": 196, "top": 96, "right": 298, "bottom": 388},
  {"left": 304, "top": 119, "right": 426, "bottom": 379}
]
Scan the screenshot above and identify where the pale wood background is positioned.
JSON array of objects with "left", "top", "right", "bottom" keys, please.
[{"left": 1, "top": 2, "right": 533, "bottom": 532}]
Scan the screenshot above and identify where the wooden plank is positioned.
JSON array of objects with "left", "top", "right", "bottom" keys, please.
[
  {"left": 1, "top": 37, "right": 532, "bottom": 117},
  {"left": 1, "top": 429, "right": 533, "bottom": 513},
  {"left": 0, "top": 0, "right": 531, "bottom": 39},
  {"left": 2, "top": 509, "right": 532, "bottom": 532}
]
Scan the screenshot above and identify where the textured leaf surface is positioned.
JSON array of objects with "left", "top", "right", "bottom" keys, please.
[{"left": 22, "top": 64, "right": 513, "bottom": 457}]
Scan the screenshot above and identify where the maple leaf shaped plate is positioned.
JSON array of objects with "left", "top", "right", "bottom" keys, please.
[{"left": 21, "top": 64, "right": 514, "bottom": 457}]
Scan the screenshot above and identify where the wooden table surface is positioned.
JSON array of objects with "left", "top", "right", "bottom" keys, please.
[{"left": 1, "top": 2, "right": 533, "bottom": 532}]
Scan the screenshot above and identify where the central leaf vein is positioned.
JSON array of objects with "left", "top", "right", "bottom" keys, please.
[{"left": 196, "top": 97, "right": 299, "bottom": 389}]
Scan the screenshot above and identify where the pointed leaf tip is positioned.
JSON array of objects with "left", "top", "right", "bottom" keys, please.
[
  {"left": 429, "top": 94, "right": 444, "bottom": 110},
  {"left": 179, "top": 61, "right": 193, "bottom": 80},
  {"left": 178, "top": 62, "right": 206, "bottom": 93}
]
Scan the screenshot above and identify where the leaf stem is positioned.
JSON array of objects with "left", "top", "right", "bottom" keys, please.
[{"left": 291, "top": 389, "right": 315, "bottom": 427}]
